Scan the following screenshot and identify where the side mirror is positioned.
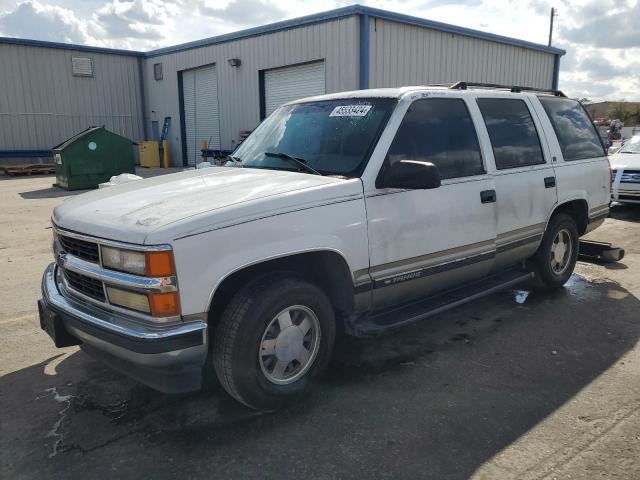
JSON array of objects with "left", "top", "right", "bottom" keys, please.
[{"left": 378, "top": 160, "right": 441, "bottom": 190}]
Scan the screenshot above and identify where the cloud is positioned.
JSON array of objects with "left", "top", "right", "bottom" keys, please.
[
  {"left": 0, "top": 0, "right": 96, "bottom": 44},
  {"left": 558, "top": 79, "right": 618, "bottom": 100},
  {"left": 558, "top": 0, "right": 640, "bottom": 49},
  {"left": 94, "top": 0, "right": 176, "bottom": 42},
  {"left": 421, "top": 0, "right": 483, "bottom": 7},
  {"left": 198, "top": 0, "right": 286, "bottom": 25}
]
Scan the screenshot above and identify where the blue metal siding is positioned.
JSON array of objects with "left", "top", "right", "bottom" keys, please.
[
  {"left": 359, "top": 14, "right": 370, "bottom": 89},
  {"left": 552, "top": 54, "right": 561, "bottom": 90}
]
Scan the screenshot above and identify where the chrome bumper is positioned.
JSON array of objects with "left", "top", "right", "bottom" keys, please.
[{"left": 40, "top": 263, "right": 208, "bottom": 393}]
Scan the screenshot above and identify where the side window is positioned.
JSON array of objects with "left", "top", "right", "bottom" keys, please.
[
  {"left": 477, "top": 98, "right": 545, "bottom": 169},
  {"left": 386, "top": 98, "right": 484, "bottom": 180},
  {"left": 538, "top": 96, "right": 606, "bottom": 161}
]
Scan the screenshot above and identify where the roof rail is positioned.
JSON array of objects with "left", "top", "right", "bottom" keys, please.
[{"left": 449, "top": 81, "right": 566, "bottom": 97}]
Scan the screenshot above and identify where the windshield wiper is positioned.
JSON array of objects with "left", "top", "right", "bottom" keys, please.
[
  {"left": 263, "top": 151, "right": 322, "bottom": 176},
  {"left": 226, "top": 155, "right": 243, "bottom": 166}
]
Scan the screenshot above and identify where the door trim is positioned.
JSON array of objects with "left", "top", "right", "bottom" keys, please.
[
  {"left": 363, "top": 223, "right": 545, "bottom": 292},
  {"left": 373, "top": 250, "right": 495, "bottom": 289}
]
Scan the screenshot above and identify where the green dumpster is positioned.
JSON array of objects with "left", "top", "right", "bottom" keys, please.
[{"left": 53, "top": 126, "right": 135, "bottom": 190}]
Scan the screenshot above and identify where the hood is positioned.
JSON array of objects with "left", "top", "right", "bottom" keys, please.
[
  {"left": 53, "top": 167, "right": 358, "bottom": 244},
  {"left": 610, "top": 152, "right": 640, "bottom": 170}
]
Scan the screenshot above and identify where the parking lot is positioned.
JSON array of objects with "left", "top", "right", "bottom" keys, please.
[{"left": 1, "top": 174, "right": 638, "bottom": 479}]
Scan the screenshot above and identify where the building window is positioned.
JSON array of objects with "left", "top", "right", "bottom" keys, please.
[
  {"left": 154, "top": 63, "right": 163, "bottom": 81},
  {"left": 71, "top": 57, "right": 94, "bottom": 77}
]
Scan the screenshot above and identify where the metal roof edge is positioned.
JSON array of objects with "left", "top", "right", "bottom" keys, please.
[
  {"left": 0, "top": 4, "right": 565, "bottom": 58},
  {"left": 0, "top": 36, "right": 144, "bottom": 57},
  {"left": 358, "top": 5, "right": 566, "bottom": 56},
  {"left": 146, "top": 4, "right": 565, "bottom": 58}
]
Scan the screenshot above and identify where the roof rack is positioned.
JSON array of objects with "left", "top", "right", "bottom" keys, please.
[{"left": 449, "top": 81, "right": 566, "bottom": 97}]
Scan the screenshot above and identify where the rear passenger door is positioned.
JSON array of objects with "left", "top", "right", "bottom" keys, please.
[
  {"left": 476, "top": 97, "right": 557, "bottom": 271},
  {"left": 366, "top": 96, "right": 497, "bottom": 310},
  {"left": 532, "top": 96, "right": 610, "bottom": 222}
]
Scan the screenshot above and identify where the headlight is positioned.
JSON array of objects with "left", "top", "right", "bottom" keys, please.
[{"left": 101, "top": 246, "right": 174, "bottom": 277}]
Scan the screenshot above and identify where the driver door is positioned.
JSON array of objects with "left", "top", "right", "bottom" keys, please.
[{"left": 365, "top": 96, "right": 498, "bottom": 310}]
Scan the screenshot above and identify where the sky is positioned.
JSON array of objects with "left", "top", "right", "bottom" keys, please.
[{"left": 0, "top": 0, "right": 638, "bottom": 101}]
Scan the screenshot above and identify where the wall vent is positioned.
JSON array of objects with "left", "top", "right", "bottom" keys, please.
[
  {"left": 71, "top": 57, "right": 94, "bottom": 77},
  {"left": 154, "top": 63, "right": 163, "bottom": 80}
]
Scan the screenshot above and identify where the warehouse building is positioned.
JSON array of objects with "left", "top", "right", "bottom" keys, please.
[{"left": 0, "top": 4, "right": 565, "bottom": 167}]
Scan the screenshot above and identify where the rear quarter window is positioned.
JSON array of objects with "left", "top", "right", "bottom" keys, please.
[{"left": 538, "top": 97, "right": 606, "bottom": 161}]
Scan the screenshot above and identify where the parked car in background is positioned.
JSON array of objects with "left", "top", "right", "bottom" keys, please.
[
  {"left": 39, "top": 84, "right": 610, "bottom": 410},
  {"left": 610, "top": 135, "right": 640, "bottom": 204}
]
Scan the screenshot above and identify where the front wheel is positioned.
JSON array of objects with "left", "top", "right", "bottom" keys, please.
[
  {"left": 532, "top": 213, "right": 579, "bottom": 288},
  {"left": 212, "top": 274, "right": 336, "bottom": 411}
]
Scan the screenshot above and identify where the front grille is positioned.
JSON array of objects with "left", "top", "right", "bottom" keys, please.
[
  {"left": 621, "top": 170, "right": 640, "bottom": 184},
  {"left": 64, "top": 269, "right": 105, "bottom": 302},
  {"left": 58, "top": 235, "right": 100, "bottom": 262}
]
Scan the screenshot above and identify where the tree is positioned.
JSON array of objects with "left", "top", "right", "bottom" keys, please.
[
  {"left": 608, "top": 104, "right": 629, "bottom": 121},
  {"left": 578, "top": 98, "right": 592, "bottom": 105},
  {"left": 628, "top": 107, "right": 640, "bottom": 126}
]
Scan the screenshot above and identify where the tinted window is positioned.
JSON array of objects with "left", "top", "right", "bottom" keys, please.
[
  {"left": 386, "top": 98, "right": 484, "bottom": 179},
  {"left": 538, "top": 97, "right": 606, "bottom": 161},
  {"left": 477, "top": 98, "right": 544, "bottom": 169}
]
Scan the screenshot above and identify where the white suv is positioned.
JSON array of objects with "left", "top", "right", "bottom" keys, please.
[{"left": 39, "top": 84, "right": 610, "bottom": 410}]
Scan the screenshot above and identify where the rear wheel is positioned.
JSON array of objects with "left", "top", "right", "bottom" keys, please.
[
  {"left": 532, "top": 213, "right": 579, "bottom": 288},
  {"left": 212, "top": 274, "right": 335, "bottom": 411}
]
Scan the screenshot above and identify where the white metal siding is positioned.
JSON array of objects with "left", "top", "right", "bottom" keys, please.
[
  {"left": 181, "top": 64, "right": 220, "bottom": 165},
  {"left": 143, "top": 16, "right": 360, "bottom": 163},
  {"left": 368, "top": 19, "right": 556, "bottom": 90},
  {"left": 0, "top": 44, "right": 143, "bottom": 151},
  {"left": 264, "top": 62, "right": 326, "bottom": 116}
]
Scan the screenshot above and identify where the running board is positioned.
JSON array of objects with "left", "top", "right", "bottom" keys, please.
[{"left": 352, "top": 270, "right": 534, "bottom": 336}]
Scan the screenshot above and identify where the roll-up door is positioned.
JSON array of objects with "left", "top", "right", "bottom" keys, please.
[
  {"left": 181, "top": 64, "right": 220, "bottom": 165},
  {"left": 264, "top": 61, "right": 325, "bottom": 117}
]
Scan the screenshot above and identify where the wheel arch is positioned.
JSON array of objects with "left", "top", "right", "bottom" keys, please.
[
  {"left": 205, "top": 249, "right": 355, "bottom": 331},
  {"left": 546, "top": 198, "right": 589, "bottom": 236}
]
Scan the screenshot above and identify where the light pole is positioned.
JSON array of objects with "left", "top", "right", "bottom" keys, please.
[{"left": 548, "top": 7, "right": 558, "bottom": 46}]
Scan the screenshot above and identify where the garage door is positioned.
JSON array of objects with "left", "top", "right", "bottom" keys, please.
[
  {"left": 181, "top": 65, "right": 220, "bottom": 165},
  {"left": 264, "top": 62, "right": 325, "bottom": 117}
]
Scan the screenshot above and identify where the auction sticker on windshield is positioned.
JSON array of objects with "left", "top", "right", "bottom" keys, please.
[{"left": 329, "top": 105, "right": 372, "bottom": 117}]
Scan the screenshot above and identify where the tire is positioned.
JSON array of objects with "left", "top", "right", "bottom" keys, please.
[
  {"left": 212, "top": 273, "right": 336, "bottom": 411},
  {"left": 532, "top": 213, "right": 579, "bottom": 288}
]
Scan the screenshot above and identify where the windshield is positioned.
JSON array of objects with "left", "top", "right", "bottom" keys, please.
[
  {"left": 231, "top": 98, "right": 397, "bottom": 177},
  {"left": 620, "top": 136, "right": 640, "bottom": 154}
]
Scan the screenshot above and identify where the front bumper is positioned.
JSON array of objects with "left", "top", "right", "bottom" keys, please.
[
  {"left": 39, "top": 263, "right": 208, "bottom": 393},
  {"left": 612, "top": 170, "right": 640, "bottom": 204}
]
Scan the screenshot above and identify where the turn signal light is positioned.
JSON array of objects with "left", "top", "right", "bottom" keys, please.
[
  {"left": 145, "top": 251, "right": 175, "bottom": 277},
  {"left": 149, "top": 292, "right": 180, "bottom": 317}
]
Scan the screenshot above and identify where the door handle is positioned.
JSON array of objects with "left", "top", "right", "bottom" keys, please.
[
  {"left": 544, "top": 176, "right": 556, "bottom": 188},
  {"left": 480, "top": 189, "right": 496, "bottom": 203}
]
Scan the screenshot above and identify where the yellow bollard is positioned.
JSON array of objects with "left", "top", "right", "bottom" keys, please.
[
  {"left": 200, "top": 140, "right": 208, "bottom": 164},
  {"left": 162, "top": 139, "right": 169, "bottom": 168}
]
